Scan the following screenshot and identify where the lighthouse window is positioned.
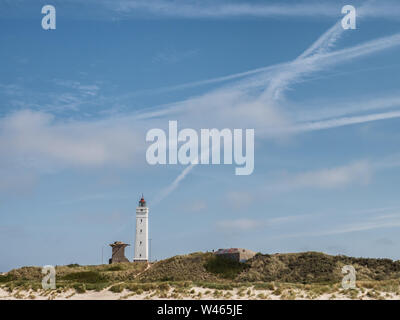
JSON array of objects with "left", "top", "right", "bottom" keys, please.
[
  {"left": 140, "top": 229, "right": 142, "bottom": 233},
  {"left": 140, "top": 241, "right": 142, "bottom": 245},
  {"left": 140, "top": 219, "right": 142, "bottom": 223}
]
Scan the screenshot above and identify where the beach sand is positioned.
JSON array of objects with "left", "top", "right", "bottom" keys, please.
[{"left": 1, "top": 286, "right": 399, "bottom": 300}]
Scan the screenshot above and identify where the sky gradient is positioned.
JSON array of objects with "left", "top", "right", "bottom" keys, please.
[{"left": 1, "top": 0, "right": 400, "bottom": 272}]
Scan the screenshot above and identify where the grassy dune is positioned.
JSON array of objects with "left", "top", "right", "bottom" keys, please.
[{"left": 1, "top": 251, "right": 400, "bottom": 299}]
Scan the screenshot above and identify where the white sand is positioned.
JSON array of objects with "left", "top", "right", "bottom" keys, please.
[{"left": 1, "top": 286, "right": 399, "bottom": 300}]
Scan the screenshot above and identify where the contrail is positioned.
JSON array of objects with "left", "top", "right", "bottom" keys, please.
[
  {"left": 151, "top": 14, "right": 400, "bottom": 204},
  {"left": 298, "top": 21, "right": 344, "bottom": 59},
  {"left": 292, "top": 110, "right": 400, "bottom": 132},
  {"left": 152, "top": 19, "right": 346, "bottom": 204},
  {"left": 260, "top": 20, "right": 344, "bottom": 102},
  {"left": 152, "top": 162, "right": 197, "bottom": 206}
]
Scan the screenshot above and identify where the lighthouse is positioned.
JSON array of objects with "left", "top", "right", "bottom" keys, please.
[{"left": 134, "top": 195, "right": 149, "bottom": 262}]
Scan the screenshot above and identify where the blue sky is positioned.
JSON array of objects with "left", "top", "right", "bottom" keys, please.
[{"left": 1, "top": 0, "right": 400, "bottom": 272}]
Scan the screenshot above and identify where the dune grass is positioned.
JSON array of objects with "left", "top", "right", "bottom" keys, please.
[{"left": 2, "top": 251, "right": 400, "bottom": 299}]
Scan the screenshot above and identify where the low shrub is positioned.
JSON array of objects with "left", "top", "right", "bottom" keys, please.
[
  {"left": 254, "top": 282, "right": 275, "bottom": 290},
  {"left": 0, "top": 274, "right": 14, "bottom": 283},
  {"left": 107, "top": 265, "right": 124, "bottom": 272},
  {"left": 66, "top": 264, "right": 80, "bottom": 268},
  {"left": 85, "top": 282, "right": 109, "bottom": 292},
  {"left": 158, "top": 283, "right": 169, "bottom": 291},
  {"left": 73, "top": 283, "right": 86, "bottom": 293},
  {"left": 204, "top": 256, "right": 248, "bottom": 279},
  {"left": 62, "top": 271, "right": 105, "bottom": 283},
  {"left": 109, "top": 284, "right": 123, "bottom": 293}
]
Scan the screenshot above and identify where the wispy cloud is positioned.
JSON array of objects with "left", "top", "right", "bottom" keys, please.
[
  {"left": 258, "top": 31, "right": 400, "bottom": 106},
  {"left": 137, "top": 31, "right": 400, "bottom": 134},
  {"left": 292, "top": 110, "right": 400, "bottom": 133},
  {"left": 218, "top": 206, "right": 400, "bottom": 238},
  {"left": 285, "top": 161, "right": 371, "bottom": 189},
  {"left": 278, "top": 212, "right": 400, "bottom": 239},
  {"left": 291, "top": 94, "right": 400, "bottom": 123},
  {"left": 2, "top": 30, "right": 399, "bottom": 179},
  {"left": 54, "top": 79, "right": 100, "bottom": 97},
  {"left": 254, "top": 155, "right": 400, "bottom": 197},
  {"left": 2, "top": 9, "right": 400, "bottom": 199},
  {"left": 150, "top": 23, "right": 400, "bottom": 202},
  {"left": 4, "top": 0, "right": 400, "bottom": 21},
  {"left": 265, "top": 161, "right": 372, "bottom": 195},
  {"left": 115, "top": 0, "right": 337, "bottom": 18},
  {"left": 259, "top": 20, "right": 344, "bottom": 103},
  {"left": 109, "top": 0, "right": 400, "bottom": 20},
  {"left": 0, "top": 83, "right": 23, "bottom": 96},
  {"left": 0, "top": 109, "right": 146, "bottom": 171},
  {"left": 216, "top": 214, "right": 312, "bottom": 232}
]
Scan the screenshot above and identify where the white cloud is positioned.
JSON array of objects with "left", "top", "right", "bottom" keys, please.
[
  {"left": 278, "top": 212, "right": 400, "bottom": 238},
  {"left": 216, "top": 215, "right": 310, "bottom": 232},
  {"left": 108, "top": 0, "right": 400, "bottom": 20},
  {"left": 258, "top": 32, "right": 400, "bottom": 106},
  {"left": 259, "top": 161, "right": 373, "bottom": 196},
  {"left": 149, "top": 25, "right": 400, "bottom": 202},
  {"left": 136, "top": 31, "right": 400, "bottom": 137},
  {"left": 1, "top": 32, "right": 398, "bottom": 183},
  {"left": 277, "top": 161, "right": 372, "bottom": 190},
  {"left": 359, "top": 0, "right": 400, "bottom": 19},
  {"left": 0, "top": 109, "right": 145, "bottom": 171},
  {"left": 2, "top": 16, "right": 400, "bottom": 200},
  {"left": 137, "top": 30, "right": 400, "bottom": 104}
]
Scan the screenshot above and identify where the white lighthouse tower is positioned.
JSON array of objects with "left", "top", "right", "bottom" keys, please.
[{"left": 134, "top": 195, "right": 149, "bottom": 262}]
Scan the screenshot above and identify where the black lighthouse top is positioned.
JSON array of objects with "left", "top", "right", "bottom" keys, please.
[{"left": 139, "top": 195, "right": 146, "bottom": 207}]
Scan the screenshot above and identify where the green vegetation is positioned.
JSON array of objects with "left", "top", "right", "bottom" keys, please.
[
  {"left": 238, "top": 252, "right": 400, "bottom": 283},
  {"left": 253, "top": 282, "right": 275, "bottom": 290},
  {"left": 73, "top": 283, "right": 86, "bottom": 293},
  {"left": 109, "top": 284, "right": 124, "bottom": 293},
  {"left": 107, "top": 265, "right": 125, "bottom": 271},
  {"left": 0, "top": 274, "right": 15, "bottom": 283},
  {"left": 138, "top": 252, "right": 219, "bottom": 282},
  {"left": 66, "top": 264, "right": 80, "bottom": 268},
  {"left": 1, "top": 251, "right": 400, "bottom": 300},
  {"left": 62, "top": 271, "right": 105, "bottom": 283},
  {"left": 204, "top": 256, "right": 249, "bottom": 279},
  {"left": 84, "top": 282, "right": 110, "bottom": 292}
]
